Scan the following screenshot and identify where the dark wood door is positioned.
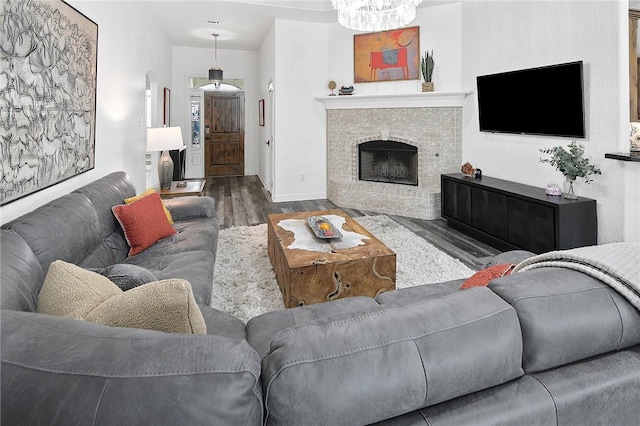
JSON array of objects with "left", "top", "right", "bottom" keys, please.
[{"left": 205, "top": 92, "right": 245, "bottom": 176}]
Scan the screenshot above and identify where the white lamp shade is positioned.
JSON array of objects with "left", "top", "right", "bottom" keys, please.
[{"left": 146, "top": 127, "right": 185, "bottom": 152}]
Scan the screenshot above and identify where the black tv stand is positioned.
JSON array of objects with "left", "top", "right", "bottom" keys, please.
[{"left": 441, "top": 174, "right": 597, "bottom": 254}]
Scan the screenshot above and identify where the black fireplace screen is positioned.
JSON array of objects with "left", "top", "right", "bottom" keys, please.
[{"left": 358, "top": 141, "right": 418, "bottom": 186}]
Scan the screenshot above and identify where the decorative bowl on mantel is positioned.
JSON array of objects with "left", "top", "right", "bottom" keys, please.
[{"left": 339, "top": 86, "right": 354, "bottom": 96}]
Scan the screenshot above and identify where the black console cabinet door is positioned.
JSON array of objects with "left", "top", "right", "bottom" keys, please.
[
  {"left": 507, "top": 198, "right": 556, "bottom": 253},
  {"left": 442, "top": 179, "right": 472, "bottom": 225},
  {"left": 471, "top": 188, "right": 508, "bottom": 240}
]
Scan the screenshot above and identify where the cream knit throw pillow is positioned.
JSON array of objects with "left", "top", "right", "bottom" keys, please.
[{"left": 37, "top": 260, "right": 206, "bottom": 334}]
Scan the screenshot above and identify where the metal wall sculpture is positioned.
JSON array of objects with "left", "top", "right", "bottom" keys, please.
[{"left": 1, "top": 0, "right": 98, "bottom": 205}]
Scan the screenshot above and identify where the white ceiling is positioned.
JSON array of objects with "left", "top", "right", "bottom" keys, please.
[{"left": 146, "top": 0, "right": 454, "bottom": 51}]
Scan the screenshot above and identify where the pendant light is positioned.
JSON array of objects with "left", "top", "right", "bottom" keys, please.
[{"left": 209, "top": 33, "right": 223, "bottom": 88}]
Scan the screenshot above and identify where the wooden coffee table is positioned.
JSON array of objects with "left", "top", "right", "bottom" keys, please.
[{"left": 267, "top": 209, "right": 396, "bottom": 308}]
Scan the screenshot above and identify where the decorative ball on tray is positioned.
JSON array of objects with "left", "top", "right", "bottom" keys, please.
[{"left": 307, "top": 216, "right": 343, "bottom": 239}]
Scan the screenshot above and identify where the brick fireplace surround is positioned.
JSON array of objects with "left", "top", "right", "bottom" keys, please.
[{"left": 318, "top": 92, "right": 469, "bottom": 220}]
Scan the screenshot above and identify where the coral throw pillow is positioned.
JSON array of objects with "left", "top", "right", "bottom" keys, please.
[
  {"left": 125, "top": 188, "right": 173, "bottom": 224},
  {"left": 460, "top": 264, "right": 516, "bottom": 289},
  {"left": 112, "top": 192, "right": 177, "bottom": 256}
]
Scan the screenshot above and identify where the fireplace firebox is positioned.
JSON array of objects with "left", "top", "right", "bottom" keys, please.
[{"left": 358, "top": 140, "right": 418, "bottom": 186}]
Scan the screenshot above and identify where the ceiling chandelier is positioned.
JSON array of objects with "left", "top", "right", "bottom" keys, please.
[
  {"left": 209, "top": 33, "right": 223, "bottom": 88},
  {"left": 331, "top": 0, "right": 422, "bottom": 32}
]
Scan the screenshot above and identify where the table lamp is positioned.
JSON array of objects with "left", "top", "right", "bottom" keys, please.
[{"left": 147, "top": 127, "right": 185, "bottom": 190}]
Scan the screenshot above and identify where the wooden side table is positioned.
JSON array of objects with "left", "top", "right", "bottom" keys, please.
[{"left": 159, "top": 179, "right": 206, "bottom": 199}]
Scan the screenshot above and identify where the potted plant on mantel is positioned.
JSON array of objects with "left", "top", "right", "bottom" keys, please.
[
  {"left": 421, "top": 50, "right": 434, "bottom": 92},
  {"left": 539, "top": 141, "right": 601, "bottom": 200}
]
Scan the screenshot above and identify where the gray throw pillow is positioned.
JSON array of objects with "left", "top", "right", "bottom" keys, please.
[{"left": 88, "top": 264, "right": 158, "bottom": 291}]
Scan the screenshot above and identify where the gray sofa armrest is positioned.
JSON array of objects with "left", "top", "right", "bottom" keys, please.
[
  {"left": 1, "top": 310, "right": 263, "bottom": 425},
  {"left": 485, "top": 250, "right": 535, "bottom": 268},
  {"left": 163, "top": 196, "right": 216, "bottom": 222}
]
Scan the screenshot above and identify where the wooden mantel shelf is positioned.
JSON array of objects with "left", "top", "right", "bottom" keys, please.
[{"left": 315, "top": 91, "right": 472, "bottom": 109}]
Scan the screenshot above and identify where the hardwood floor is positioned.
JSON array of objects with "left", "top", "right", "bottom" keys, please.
[{"left": 205, "top": 175, "right": 501, "bottom": 271}]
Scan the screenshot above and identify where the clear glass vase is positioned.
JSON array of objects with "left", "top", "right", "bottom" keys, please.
[{"left": 563, "top": 178, "right": 577, "bottom": 200}]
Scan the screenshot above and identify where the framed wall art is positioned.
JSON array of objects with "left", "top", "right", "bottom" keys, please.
[
  {"left": 354, "top": 26, "right": 420, "bottom": 83},
  {"left": 258, "top": 99, "right": 265, "bottom": 127},
  {"left": 1, "top": 0, "right": 98, "bottom": 206},
  {"left": 164, "top": 87, "right": 171, "bottom": 126}
]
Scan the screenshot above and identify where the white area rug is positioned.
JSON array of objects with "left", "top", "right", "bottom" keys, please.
[{"left": 210, "top": 215, "right": 474, "bottom": 323}]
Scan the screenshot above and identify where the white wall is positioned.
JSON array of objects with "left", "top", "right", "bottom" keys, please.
[
  {"left": 461, "top": 1, "right": 639, "bottom": 243},
  {"left": 1, "top": 1, "right": 172, "bottom": 224},
  {"left": 258, "top": 23, "right": 276, "bottom": 191},
  {"left": 263, "top": 3, "right": 463, "bottom": 202},
  {"left": 327, "top": 2, "right": 463, "bottom": 94},
  {"left": 621, "top": 5, "right": 640, "bottom": 242},
  {"left": 171, "top": 47, "right": 259, "bottom": 176},
  {"left": 271, "top": 19, "right": 329, "bottom": 202}
]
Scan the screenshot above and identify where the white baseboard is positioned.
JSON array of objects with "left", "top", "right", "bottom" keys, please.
[{"left": 272, "top": 191, "right": 327, "bottom": 202}]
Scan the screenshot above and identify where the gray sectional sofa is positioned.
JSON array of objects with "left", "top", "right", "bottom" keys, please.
[
  {"left": 1, "top": 172, "right": 262, "bottom": 425},
  {"left": 2, "top": 171, "right": 640, "bottom": 425},
  {"left": 247, "top": 250, "right": 640, "bottom": 425}
]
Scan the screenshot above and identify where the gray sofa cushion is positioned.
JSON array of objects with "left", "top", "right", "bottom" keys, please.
[
  {"left": 0, "top": 230, "right": 43, "bottom": 312},
  {"left": 376, "top": 345, "right": 640, "bottom": 426},
  {"left": 88, "top": 264, "right": 158, "bottom": 291},
  {"left": 72, "top": 171, "right": 136, "bottom": 243},
  {"left": 374, "top": 279, "right": 464, "bottom": 307},
  {"left": 531, "top": 346, "right": 640, "bottom": 426},
  {"left": 485, "top": 250, "right": 535, "bottom": 268},
  {"left": 247, "top": 296, "right": 383, "bottom": 358},
  {"left": 78, "top": 230, "right": 131, "bottom": 268},
  {"left": 257, "top": 287, "right": 523, "bottom": 425},
  {"left": 1, "top": 310, "right": 263, "bottom": 425},
  {"left": 2, "top": 193, "right": 102, "bottom": 273},
  {"left": 162, "top": 196, "right": 216, "bottom": 222},
  {"left": 122, "top": 216, "right": 219, "bottom": 305},
  {"left": 199, "top": 304, "right": 247, "bottom": 339},
  {"left": 490, "top": 268, "right": 640, "bottom": 373},
  {"left": 1, "top": 172, "right": 137, "bottom": 272},
  {"left": 375, "top": 375, "right": 556, "bottom": 426},
  {"left": 126, "top": 249, "right": 215, "bottom": 305}
]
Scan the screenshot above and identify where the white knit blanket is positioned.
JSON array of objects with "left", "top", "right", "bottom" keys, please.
[{"left": 512, "top": 242, "right": 640, "bottom": 310}]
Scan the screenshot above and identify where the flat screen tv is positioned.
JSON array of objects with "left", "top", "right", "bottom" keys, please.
[{"left": 476, "top": 61, "right": 585, "bottom": 138}]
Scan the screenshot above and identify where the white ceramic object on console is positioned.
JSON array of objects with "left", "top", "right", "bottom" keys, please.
[{"left": 545, "top": 184, "right": 562, "bottom": 196}]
